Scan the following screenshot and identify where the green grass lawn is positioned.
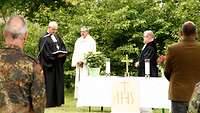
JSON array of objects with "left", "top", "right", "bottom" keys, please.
[{"left": 44, "top": 89, "right": 170, "bottom": 113}]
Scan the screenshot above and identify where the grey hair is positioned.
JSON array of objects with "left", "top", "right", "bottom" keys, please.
[
  {"left": 48, "top": 21, "right": 58, "bottom": 28},
  {"left": 4, "top": 15, "right": 27, "bottom": 39},
  {"left": 144, "top": 30, "right": 154, "bottom": 38},
  {"left": 80, "top": 26, "right": 89, "bottom": 32}
]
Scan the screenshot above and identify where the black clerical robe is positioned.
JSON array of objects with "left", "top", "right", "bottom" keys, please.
[
  {"left": 38, "top": 32, "right": 67, "bottom": 107},
  {"left": 138, "top": 40, "right": 158, "bottom": 77}
]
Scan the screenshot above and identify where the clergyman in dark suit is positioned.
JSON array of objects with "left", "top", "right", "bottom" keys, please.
[
  {"left": 135, "top": 30, "right": 158, "bottom": 77},
  {"left": 165, "top": 21, "right": 200, "bottom": 113}
]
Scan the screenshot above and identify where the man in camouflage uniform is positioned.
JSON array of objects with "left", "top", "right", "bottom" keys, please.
[
  {"left": 188, "top": 82, "right": 200, "bottom": 113},
  {"left": 0, "top": 15, "right": 46, "bottom": 113}
]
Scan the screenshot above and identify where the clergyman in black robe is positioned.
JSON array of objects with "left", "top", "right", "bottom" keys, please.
[
  {"left": 38, "top": 21, "right": 67, "bottom": 107},
  {"left": 135, "top": 30, "right": 158, "bottom": 77}
]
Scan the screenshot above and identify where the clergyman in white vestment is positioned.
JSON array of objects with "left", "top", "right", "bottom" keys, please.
[{"left": 71, "top": 26, "right": 96, "bottom": 99}]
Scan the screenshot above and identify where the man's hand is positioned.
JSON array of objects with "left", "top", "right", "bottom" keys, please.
[
  {"left": 135, "top": 61, "right": 139, "bottom": 67},
  {"left": 57, "top": 54, "right": 66, "bottom": 58},
  {"left": 77, "top": 61, "right": 84, "bottom": 68}
]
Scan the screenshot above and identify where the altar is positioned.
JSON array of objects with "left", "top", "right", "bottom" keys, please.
[{"left": 77, "top": 76, "right": 170, "bottom": 109}]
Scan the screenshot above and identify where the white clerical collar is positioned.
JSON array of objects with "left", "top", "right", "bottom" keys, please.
[
  {"left": 51, "top": 35, "right": 58, "bottom": 42},
  {"left": 142, "top": 44, "right": 146, "bottom": 51}
]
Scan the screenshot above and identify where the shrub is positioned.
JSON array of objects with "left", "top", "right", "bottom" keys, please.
[{"left": 85, "top": 52, "right": 106, "bottom": 68}]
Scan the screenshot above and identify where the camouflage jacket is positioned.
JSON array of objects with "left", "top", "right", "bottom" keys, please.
[
  {"left": 0, "top": 46, "right": 46, "bottom": 113},
  {"left": 188, "top": 82, "right": 200, "bottom": 113}
]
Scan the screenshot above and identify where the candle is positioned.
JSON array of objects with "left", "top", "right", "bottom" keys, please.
[
  {"left": 145, "top": 59, "right": 150, "bottom": 75},
  {"left": 106, "top": 58, "right": 110, "bottom": 74}
]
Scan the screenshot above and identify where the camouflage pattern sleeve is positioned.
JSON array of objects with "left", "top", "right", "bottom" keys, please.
[
  {"left": 31, "top": 62, "right": 46, "bottom": 113},
  {"left": 188, "top": 82, "right": 200, "bottom": 113}
]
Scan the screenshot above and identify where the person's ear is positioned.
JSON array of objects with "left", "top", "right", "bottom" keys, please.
[
  {"left": 193, "top": 31, "right": 197, "bottom": 36},
  {"left": 3, "top": 31, "right": 8, "bottom": 37},
  {"left": 178, "top": 31, "right": 184, "bottom": 41},
  {"left": 24, "top": 32, "right": 28, "bottom": 40},
  {"left": 180, "top": 31, "right": 185, "bottom": 38}
]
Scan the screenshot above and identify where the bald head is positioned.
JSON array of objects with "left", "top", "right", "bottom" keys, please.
[
  {"left": 4, "top": 15, "right": 27, "bottom": 39},
  {"left": 182, "top": 21, "right": 197, "bottom": 37},
  {"left": 3, "top": 16, "right": 28, "bottom": 49}
]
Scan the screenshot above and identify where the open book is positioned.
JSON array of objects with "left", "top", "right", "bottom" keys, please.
[{"left": 52, "top": 50, "right": 67, "bottom": 55}]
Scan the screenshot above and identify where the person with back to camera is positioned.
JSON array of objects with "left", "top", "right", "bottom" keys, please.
[
  {"left": 165, "top": 21, "right": 200, "bottom": 113},
  {"left": 0, "top": 15, "right": 46, "bottom": 113}
]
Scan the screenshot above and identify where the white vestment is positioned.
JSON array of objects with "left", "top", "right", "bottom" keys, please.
[{"left": 71, "top": 35, "right": 96, "bottom": 99}]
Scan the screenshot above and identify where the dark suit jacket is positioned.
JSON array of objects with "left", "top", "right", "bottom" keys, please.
[
  {"left": 138, "top": 40, "right": 158, "bottom": 77},
  {"left": 165, "top": 38, "right": 200, "bottom": 102}
]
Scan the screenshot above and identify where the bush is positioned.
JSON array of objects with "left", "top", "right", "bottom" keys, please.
[
  {"left": 64, "top": 70, "right": 75, "bottom": 89},
  {"left": 85, "top": 52, "right": 106, "bottom": 68},
  {"left": 3, "top": 0, "right": 200, "bottom": 88}
]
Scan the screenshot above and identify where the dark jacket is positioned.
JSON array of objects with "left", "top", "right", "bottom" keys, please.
[
  {"left": 38, "top": 32, "right": 67, "bottom": 107},
  {"left": 138, "top": 40, "right": 158, "bottom": 77}
]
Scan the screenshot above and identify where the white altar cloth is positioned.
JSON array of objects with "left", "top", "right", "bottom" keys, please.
[{"left": 77, "top": 76, "right": 170, "bottom": 109}]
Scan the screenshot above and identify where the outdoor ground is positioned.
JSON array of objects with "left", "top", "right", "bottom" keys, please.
[{"left": 44, "top": 89, "right": 170, "bottom": 113}]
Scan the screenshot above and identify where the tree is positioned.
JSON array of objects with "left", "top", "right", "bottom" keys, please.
[{"left": 2, "top": 0, "right": 200, "bottom": 88}]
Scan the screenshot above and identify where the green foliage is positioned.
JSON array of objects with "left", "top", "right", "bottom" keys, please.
[
  {"left": 0, "top": 24, "right": 4, "bottom": 47},
  {"left": 64, "top": 70, "right": 75, "bottom": 89},
  {"left": 2, "top": 0, "right": 200, "bottom": 88},
  {"left": 85, "top": 52, "right": 106, "bottom": 68},
  {"left": 24, "top": 22, "right": 46, "bottom": 57}
]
